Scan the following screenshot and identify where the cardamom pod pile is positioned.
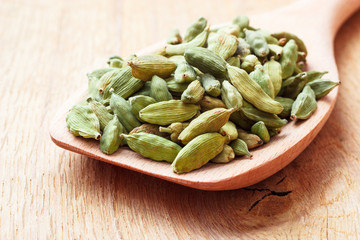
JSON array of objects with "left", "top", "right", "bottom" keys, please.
[{"left": 66, "top": 16, "right": 339, "bottom": 173}]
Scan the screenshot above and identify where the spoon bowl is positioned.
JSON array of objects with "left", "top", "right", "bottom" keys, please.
[{"left": 50, "top": 0, "right": 360, "bottom": 190}]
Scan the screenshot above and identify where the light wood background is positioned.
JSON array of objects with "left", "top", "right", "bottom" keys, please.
[{"left": 1, "top": 0, "right": 360, "bottom": 239}]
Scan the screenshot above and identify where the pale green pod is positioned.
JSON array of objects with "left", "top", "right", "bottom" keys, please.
[
  {"left": 184, "top": 47, "right": 228, "bottom": 79},
  {"left": 173, "top": 62, "right": 197, "bottom": 83},
  {"left": 132, "top": 81, "right": 151, "bottom": 97},
  {"left": 166, "top": 27, "right": 210, "bottom": 56},
  {"left": 178, "top": 108, "right": 236, "bottom": 144},
  {"left": 150, "top": 75, "right": 173, "bottom": 102},
  {"left": 128, "top": 55, "right": 177, "bottom": 81},
  {"left": 66, "top": 102, "right": 101, "bottom": 140},
  {"left": 237, "top": 128, "right": 263, "bottom": 149},
  {"left": 166, "top": 77, "right": 190, "bottom": 94},
  {"left": 129, "top": 124, "right": 168, "bottom": 138},
  {"left": 236, "top": 38, "right": 251, "bottom": 58},
  {"left": 264, "top": 57, "right": 282, "bottom": 96},
  {"left": 100, "top": 115, "right": 124, "bottom": 155},
  {"left": 207, "top": 32, "right": 238, "bottom": 60},
  {"left": 240, "top": 54, "right": 261, "bottom": 73},
  {"left": 307, "top": 79, "right": 339, "bottom": 99},
  {"left": 129, "top": 95, "right": 156, "bottom": 121},
  {"left": 172, "top": 133, "right": 227, "bottom": 173},
  {"left": 249, "top": 65, "right": 275, "bottom": 99},
  {"left": 101, "top": 66, "right": 144, "bottom": 100},
  {"left": 97, "top": 68, "right": 123, "bottom": 94},
  {"left": 181, "top": 80, "right": 205, "bottom": 104},
  {"left": 268, "top": 44, "right": 283, "bottom": 60},
  {"left": 230, "top": 139, "right": 251, "bottom": 157},
  {"left": 217, "top": 24, "right": 241, "bottom": 37},
  {"left": 221, "top": 80, "right": 243, "bottom": 110},
  {"left": 123, "top": 133, "right": 182, "bottom": 163},
  {"left": 256, "top": 29, "right": 279, "bottom": 45},
  {"left": 87, "top": 68, "right": 116, "bottom": 80},
  {"left": 183, "top": 17, "right": 208, "bottom": 42},
  {"left": 107, "top": 56, "right": 125, "bottom": 68},
  {"left": 200, "top": 74, "right": 221, "bottom": 97},
  {"left": 268, "top": 127, "right": 281, "bottom": 137},
  {"left": 159, "top": 122, "right": 189, "bottom": 143},
  {"left": 272, "top": 32, "right": 307, "bottom": 56},
  {"left": 279, "top": 39, "right": 298, "bottom": 79},
  {"left": 86, "top": 97, "right": 113, "bottom": 131},
  {"left": 306, "top": 70, "right": 328, "bottom": 82},
  {"left": 139, "top": 100, "right": 200, "bottom": 125},
  {"left": 232, "top": 16, "right": 250, "bottom": 38},
  {"left": 229, "top": 110, "right": 254, "bottom": 130},
  {"left": 242, "top": 101, "right": 287, "bottom": 128},
  {"left": 275, "top": 97, "right": 294, "bottom": 118},
  {"left": 87, "top": 68, "right": 115, "bottom": 101},
  {"left": 219, "top": 121, "right": 238, "bottom": 142},
  {"left": 281, "top": 72, "right": 308, "bottom": 99},
  {"left": 199, "top": 95, "right": 227, "bottom": 112},
  {"left": 251, "top": 121, "right": 270, "bottom": 143},
  {"left": 291, "top": 85, "right": 317, "bottom": 120},
  {"left": 168, "top": 55, "right": 186, "bottom": 65},
  {"left": 245, "top": 29, "right": 269, "bottom": 57},
  {"left": 211, "top": 145, "right": 235, "bottom": 163},
  {"left": 227, "top": 65, "right": 284, "bottom": 114},
  {"left": 167, "top": 28, "right": 182, "bottom": 45},
  {"left": 226, "top": 56, "right": 241, "bottom": 68},
  {"left": 110, "top": 93, "right": 141, "bottom": 132}
]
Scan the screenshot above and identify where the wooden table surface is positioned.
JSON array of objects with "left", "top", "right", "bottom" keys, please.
[{"left": 1, "top": 0, "right": 360, "bottom": 239}]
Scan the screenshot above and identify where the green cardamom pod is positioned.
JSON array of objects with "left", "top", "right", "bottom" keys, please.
[
  {"left": 256, "top": 29, "right": 279, "bottom": 45},
  {"left": 100, "top": 115, "right": 125, "bottom": 154},
  {"left": 139, "top": 100, "right": 200, "bottom": 125},
  {"left": 173, "top": 62, "right": 197, "bottom": 83},
  {"left": 199, "top": 74, "right": 221, "bottom": 97},
  {"left": 123, "top": 133, "right": 182, "bottom": 163},
  {"left": 245, "top": 29, "right": 269, "bottom": 57},
  {"left": 150, "top": 75, "right": 173, "bottom": 102},
  {"left": 217, "top": 24, "right": 241, "bottom": 37},
  {"left": 271, "top": 32, "right": 307, "bottom": 57},
  {"left": 129, "top": 95, "right": 157, "bottom": 121},
  {"left": 110, "top": 93, "right": 141, "bottom": 132},
  {"left": 66, "top": 101, "right": 101, "bottom": 140},
  {"left": 219, "top": 121, "right": 238, "bottom": 142},
  {"left": 167, "top": 28, "right": 182, "bottom": 45},
  {"left": 178, "top": 108, "right": 236, "bottom": 144},
  {"left": 132, "top": 81, "right": 151, "bottom": 97},
  {"left": 232, "top": 16, "right": 249, "bottom": 38},
  {"left": 226, "top": 56, "right": 241, "bottom": 68},
  {"left": 249, "top": 65, "right": 275, "bottom": 99},
  {"left": 207, "top": 32, "right": 238, "bottom": 60},
  {"left": 229, "top": 110, "right": 254, "bottom": 130},
  {"left": 86, "top": 97, "right": 113, "bottom": 131},
  {"left": 230, "top": 139, "right": 251, "bottom": 157},
  {"left": 221, "top": 80, "right": 243, "bottom": 110},
  {"left": 290, "top": 85, "right": 317, "bottom": 120},
  {"left": 199, "top": 95, "right": 227, "bottom": 112},
  {"left": 237, "top": 128, "right": 263, "bottom": 149},
  {"left": 307, "top": 79, "right": 339, "bottom": 99},
  {"left": 263, "top": 57, "right": 282, "bottom": 96},
  {"left": 166, "top": 77, "right": 190, "bottom": 94},
  {"left": 127, "top": 55, "right": 176, "bottom": 81},
  {"left": 236, "top": 38, "right": 251, "bottom": 58},
  {"left": 306, "top": 70, "right": 328, "bottom": 82},
  {"left": 181, "top": 80, "right": 205, "bottom": 104},
  {"left": 129, "top": 124, "right": 168, "bottom": 138},
  {"left": 281, "top": 72, "right": 308, "bottom": 99},
  {"left": 97, "top": 68, "right": 121, "bottom": 94},
  {"left": 268, "top": 127, "right": 281, "bottom": 137},
  {"left": 251, "top": 121, "right": 270, "bottom": 143},
  {"left": 168, "top": 55, "right": 186, "bottom": 65},
  {"left": 279, "top": 39, "right": 298, "bottom": 79},
  {"left": 172, "top": 133, "right": 227, "bottom": 173},
  {"left": 227, "top": 65, "right": 283, "bottom": 114},
  {"left": 159, "top": 122, "right": 189, "bottom": 143},
  {"left": 183, "top": 17, "right": 208, "bottom": 42},
  {"left": 87, "top": 68, "right": 115, "bottom": 101},
  {"left": 211, "top": 145, "right": 235, "bottom": 163},
  {"left": 240, "top": 54, "right": 261, "bottom": 73},
  {"left": 107, "top": 56, "right": 125, "bottom": 68},
  {"left": 275, "top": 97, "right": 294, "bottom": 118},
  {"left": 268, "top": 44, "right": 283, "bottom": 60}
]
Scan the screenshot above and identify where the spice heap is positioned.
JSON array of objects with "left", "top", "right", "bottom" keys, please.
[{"left": 66, "top": 16, "right": 339, "bottom": 173}]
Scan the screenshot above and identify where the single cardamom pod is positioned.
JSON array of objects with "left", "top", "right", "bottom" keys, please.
[
  {"left": 86, "top": 97, "right": 113, "bottom": 131},
  {"left": 306, "top": 70, "right": 328, "bottom": 82},
  {"left": 281, "top": 72, "right": 308, "bottom": 99},
  {"left": 275, "top": 97, "right": 294, "bottom": 118},
  {"left": 232, "top": 16, "right": 250, "bottom": 38},
  {"left": 237, "top": 128, "right": 263, "bottom": 149},
  {"left": 199, "top": 95, "right": 227, "bottom": 112},
  {"left": 217, "top": 24, "right": 241, "bottom": 37},
  {"left": 279, "top": 39, "right": 298, "bottom": 79},
  {"left": 211, "top": 145, "right": 235, "bottom": 163},
  {"left": 159, "top": 122, "right": 189, "bottom": 143},
  {"left": 229, "top": 110, "right": 255, "bottom": 131},
  {"left": 199, "top": 74, "right": 221, "bottom": 97},
  {"left": 230, "top": 138, "right": 251, "bottom": 157},
  {"left": 166, "top": 77, "right": 190, "bottom": 94},
  {"left": 251, "top": 121, "right": 270, "bottom": 143},
  {"left": 249, "top": 65, "right": 275, "bottom": 99},
  {"left": 181, "top": 80, "right": 205, "bottom": 104},
  {"left": 245, "top": 29, "right": 269, "bottom": 57},
  {"left": 240, "top": 54, "right": 261, "bottom": 73},
  {"left": 150, "top": 75, "right": 173, "bottom": 102},
  {"left": 219, "top": 121, "right": 238, "bottom": 143},
  {"left": 207, "top": 32, "right": 238, "bottom": 60},
  {"left": 173, "top": 62, "right": 197, "bottom": 83},
  {"left": 271, "top": 31, "right": 307, "bottom": 57},
  {"left": 129, "top": 124, "right": 168, "bottom": 138},
  {"left": 268, "top": 44, "right": 283, "bottom": 60},
  {"left": 87, "top": 68, "right": 115, "bottom": 101},
  {"left": 307, "top": 79, "right": 339, "bottom": 99},
  {"left": 183, "top": 17, "right": 207, "bottom": 42},
  {"left": 263, "top": 57, "right": 282, "bottom": 96},
  {"left": 290, "top": 85, "right": 317, "bottom": 120},
  {"left": 100, "top": 114, "right": 125, "bottom": 154},
  {"left": 226, "top": 56, "right": 241, "bottom": 68},
  {"left": 128, "top": 95, "right": 157, "bottom": 121},
  {"left": 172, "top": 133, "right": 227, "bottom": 173},
  {"left": 107, "top": 56, "right": 125, "bottom": 68},
  {"left": 236, "top": 38, "right": 251, "bottom": 58},
  {"left": 221, "top": 80, "right": 243, "bottom": 110},
  {"left": 167, "top": 28, "right": 182, "bottom": 45}
]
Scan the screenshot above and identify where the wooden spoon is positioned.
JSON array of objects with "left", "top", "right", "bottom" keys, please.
[{"left": 50, "top": 0, "right": 360, "bottom": 190}]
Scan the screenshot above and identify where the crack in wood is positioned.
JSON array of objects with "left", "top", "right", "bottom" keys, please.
[{"left": 244, "top": 188, "right": 293, "bottom": 212}]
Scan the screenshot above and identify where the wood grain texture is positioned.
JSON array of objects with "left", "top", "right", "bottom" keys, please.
[{"left": 1, "top": 0, "right": 360, "bottom": 239}]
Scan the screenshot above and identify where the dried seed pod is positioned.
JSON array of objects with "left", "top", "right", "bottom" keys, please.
[
  {"left": 237, "top": 128, "right": 263, "bottom": 149},
  {"left": 128, "top": 55, "right": 176, "bottom": 81},
  {"left": 221, "top": 80, "right": 243, "bottom": 110},
  {"left": 132, "top": 81, "right": 151, "bottom": 97},
  {"left": 227, "top": 65, "right": 283, "bottom": 114},
  {"left": 251, "top": 121, "right": 270, "bottom": 143},
  {"left": 166, "top": 27, "right": 210, "bottom": 56},
  {"left": 268, "top": 127, "right": 281, "bottom": 137},
  {"left": 86, "top": 97, "right": 113, "bottom": 131},
  {"left": 281, "top": 72, "right": 308, "bottom": 99},
  {"left": 87, "top": 68, "right": 115, "bottom": 101},
  {"left": 129, "top": 95, "right": 157, "bottom": 121},
  {"left": 272, "top": 31, "right": 307, "bottom": 57},
  {"left": 249, "top": 65, "right": 275, "bottom": 99},
  {"left": 207, "top": 32, "right": 239, "bottom": 60},
  {"left": 159, "top": 122, "right": 189, "bottom": 143},
  {"left": 139, "top": 100, "right": 200, "bottom": 125},
  {"left": 199, "top": 95, "right": 227, "bottom": 112},
  {"left": 232, "top": 16, "right": 250, "bottom": 38},
  {"left": 178, "top": 108, "right": 236, "bottom": 144},
  {"left": 229, "top": 110, "right": 254, "bottom": 130},
  {"left": 226, "top": 56, "right": 241, "bottom": 68},
  {"left": 306, "top": 70, "right": 328, "bottom": 82},
  {"left": 168, "top": 55, "right": 186, "bottom": 65},
  {"left": 123, "top": 133, "right": 182, "bottom": 163},
  {"left": 110, "top": 93, "right": 141, "bottom": 132},
  {"left": 211, "top": 145, "right": 235, "bottom": 163},
  {"left": 275, "top": 97, "right": 294, "bottom": 118},
  {"left": 256, "top": 30, "right": 279, "bottom": 45},
  {"left": 183, "top": 17, "right": 208, "bottom": 42},
  {"left": 268, "top": 44, "right": 283, "bottom": 60},
  {"left": 264, "top": 57, "right": 282, "bottom": 96},
  {"left": 236, "top": 38, "right": 251, "bottom": 58},
  {"left": 184, "top": 47, "right": 228, "bottom": 79},
  {"left": 129, "top": 124, "right": 168, "bottom": 138},
  {"left": 219, "top": 121, "right": 238, "bottom": 142},
  {"left": 172, "top": 133, "right": 227, "bottom": 173},
  {"left": 167, "top": 28, "right": 182, "bottom": 45},
  {"left": 100, "top": 115, "right": 125, "bottom": 154},
  {"left": 279, "top": 39, "right": 298, "bottom": 79},
  {"left": 173, "top": 62, "right": 197, "bottom": 83},
  {"left": 291, "top": 85, "right": 317, "bottom": 120},
  {"left": 307, "top": 79, "right": 339, "bottom": 99},
  {"left": 230, "top": 139, "right": 251, "bottom": 157},
  {"left": 217, "top": 24, "right": 241, "bottom": 37},
  {"left": 245, "top": 29, "right": 269, "bottom": 57},
  {"left": 181, "top": 80, "right": 205, "bottom": 104},
  {"left": 107, "top": 56, "right": 125, "bottom": 68},
  {"left": 66, "top": 102, "right": 101, "bottom": 140},
  {"left": 150, "top": 75, "right": 173, "bottom": 102},
  {"left": 240, "top": 54, "right": 261, "bottom": 73},
  {"left": 200, "top": 74, "right": 221, "bottom": 97},
  {"left": 166, "top": 77, "right": 190, "bottom": 94}
]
